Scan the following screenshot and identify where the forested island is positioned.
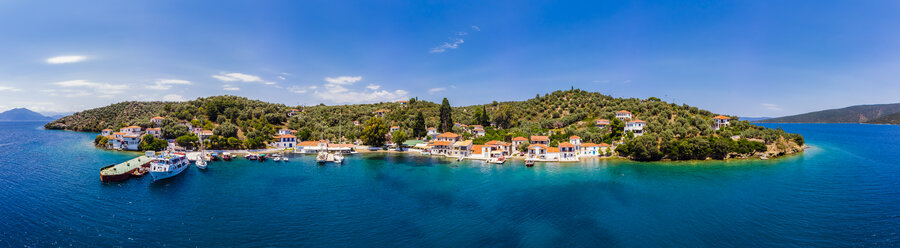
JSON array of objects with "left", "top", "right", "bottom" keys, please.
[{"left": 45, "top": 89, "right": 804, "bottom": 161}]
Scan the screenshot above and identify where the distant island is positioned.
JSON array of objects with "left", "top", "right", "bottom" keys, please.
[
  {"left": 44, "top": 89, "right": 804, "bottom": 162},
  {"left": 0, "top": 108, "right": 55, "bottom": 121},
  {"left": 758, "top": 103, "right": 900, "bottom": 124}
]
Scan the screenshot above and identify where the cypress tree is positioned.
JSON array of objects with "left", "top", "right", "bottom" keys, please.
[{"left": 439, "top": 98, "right": 453, "bottom": 132}]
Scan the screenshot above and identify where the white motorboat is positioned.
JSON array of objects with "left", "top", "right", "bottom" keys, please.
[
  {"left": 489, "top": 156, "right": 506, "bottom": 164},
  {"left": 282, "top": 156, "right": 289, "bottom": 162},
  {"left": 196, "top": 157, "right": 207, "bottom": 170},
  {"left": 150, "top": 152, "right": 189, "bottom": 181},
  {"left": 333, "top": 153, "right": 344, "bottom": 164}
]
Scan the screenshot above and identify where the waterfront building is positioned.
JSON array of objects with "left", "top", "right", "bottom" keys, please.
[
  {"left": 452, "top": 140, "right": 473, "bottom": 157},
  {"left": 511, "top": 137, "right": 528, "bottom": 153},
  {"left": 272, "top": 134, "right": 297, "bottom": 149},
  {"left": 435, "top": 132, "right": 460, "bottom": 143},
  {"left": 558, "top": 142, "right": 578, "bottom": 160},
  {"left": 580, "top": 143, "right": 600, "bottom": 156},
  {"left": 120, "top": 125, "right": 142, "bottom": 136}
]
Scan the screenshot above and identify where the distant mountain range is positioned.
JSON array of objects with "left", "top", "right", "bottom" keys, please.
[
  {"left": 757, "top": 103, "right": 900, "bottom": 124},
  {"left": 738, "top": 117, "right": 772, "bottom": 122},
  {"left": 0, "top": 108, "right": 55, "bottom": 121}
]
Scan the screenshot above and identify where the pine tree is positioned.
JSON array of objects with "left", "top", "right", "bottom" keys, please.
[{"left": 412, "top": 111, "right": 426, "bottom": 138}]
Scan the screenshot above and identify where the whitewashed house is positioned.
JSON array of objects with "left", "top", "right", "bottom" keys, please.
[
  {"left": 426, "top": 127, "right": 438, "bottom": 138},
  {"left": 122, "top": 135, "right": 141, "bottom": 150},
  {"left": 273, "top": 134, "right": 297, "bottom": 149},
  {"left": 120, "top": 126, "right": 142, "bottom": 136},
  {"left": 530, "top": 136, "right": 549, "bottom": 145},
  {"left": 472, "top": 127, "right": 485, "bottom": 137},
  {"left": 150, "top": 116, "right": 165, "bottom": 125},
  {"left": 452, "top": 140, "right": 473, "bottom": 158},
  {"left": 625, "top": 120, "right": 646, "bottom": 136},
  {"left": 615, "top": 110, "right": 632, "bottom": 121},
  {"left": 511, "top": 137, "right": 528, "bottom": 153},
  {"left": 580, "top": 143, "right": 600, "bottom": 156},
  {"left": 558, "top": 142, "right": 578, "bottom": 161},
  {"left": 595, "top": 119, "right": 610, "bottom": 128},
  {"left": 101, "top": 129, "right": 112, "bottom": 136},
  {"left": 146, "top": 128, "right": 162, "bottom": 138},
  {"left": 569, "top": 136, "right": 582, "bottom": 155},
  {"left": 713, "top": 115, "right": 730, "bottom": 130}
]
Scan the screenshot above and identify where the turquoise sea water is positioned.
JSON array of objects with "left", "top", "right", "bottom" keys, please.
[{"left": 0, "top": 122, "right": 898, "bottom": 247}]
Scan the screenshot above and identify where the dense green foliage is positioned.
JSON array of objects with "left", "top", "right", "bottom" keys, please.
[
  {"left": 138, "top": 135, "right": 168, "bottom": 151},
  {"left": 439, "top": 98, "right": 453, "bottom": 132},
  {"left": 361, "top": 117, "right": 387, "bottom": 146},
  {"left": 391, "top": 130, "right": 407, "bottom": 150}
]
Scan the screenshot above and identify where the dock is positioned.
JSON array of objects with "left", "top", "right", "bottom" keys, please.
[{"left": 99, "top": 155, "right": 154, "bottom": 182}]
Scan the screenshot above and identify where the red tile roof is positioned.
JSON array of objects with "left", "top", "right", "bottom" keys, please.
[
  {"left": 429, "top": 141, "right": 452, "bottom": 146},
  {"left": 512, "top": 137, "right": 528, "bottom": 141},
  {"left": 471, "top": 145, "right": 484, "bottom": 154},
  {"left": 547, "top": 147, "right": 560, "bottom": 153},
  {"left": 530, "top": 136, "right": 549, "bottom": 141},
  {"left": 629, "top": 119, "right": 646, "bottom": 123},
  {"left": 528, "top": 144, "right": 549, "bottom": 149},
  {"left": 599, "top": 143, "right": 610, "bottom": 147},
  {"left": 569, "top": 135, "right": 580, "bottom": 139},
  {"left": 713, "top": 115, "right": 730, "bottom": 120},
  {"left": 151, "top": 116, "right": 165, "bottom": 120},
  {"left": 616, "top": 110, "right": 632, "bottom": 114},
  {"left": 437, "top": 132, "right": 459, "bottom": 138},
  {"left": 582, "top": 143, "right": 598, "bottom": 147},
  {"left": 558, "top": 142, "right": 575, "bottom": 148}
]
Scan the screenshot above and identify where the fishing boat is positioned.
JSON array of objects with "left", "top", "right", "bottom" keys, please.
[
  {"left": 222, "top": 152, "right": 232, "bottom": 161},
  {"left": 258, "top": 154, "right": 267, "bottom": 161},
  {"left": 209, "top": 152, "right": 219, "bottom": 161},
  {"left": 272, "top": 154, "right": 282, "bottom": 162},
  {"left": 196, "top": 156, "right": 207, "bottom": 170},
  {"left": 245, "top": 154, "right": 258, "bottom": 160},
  {"left": 525, "top": 158, "right": 535, "bottom": 167},
  {"left": 149, "top": 152, "right": 189, "bottom": 181},
  {"left": 489, "top": 156, "right": 506, "bottom": 164},
  {"left": 282, "top": 156, "right": 289, "bottom": 162}
]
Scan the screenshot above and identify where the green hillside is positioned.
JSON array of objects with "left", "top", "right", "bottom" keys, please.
[
  {"left": 45, "top": 89, "right": 803, "bottom": 161},
  {"left": 758, "top": 103, "right": 900, "bottom": 123}
]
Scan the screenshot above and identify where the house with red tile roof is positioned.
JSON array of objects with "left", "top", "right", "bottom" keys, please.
[
  {"left": 615, "top": 110, "right": 632, "bottom": 121},
  {"left": 625, "top": 120, "right": 646, "bottom": 136},
  {"left": 713, "top": 115, "right": 730, "bottom": 130}
]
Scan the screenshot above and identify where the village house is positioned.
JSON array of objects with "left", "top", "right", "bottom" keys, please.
[
  {"left": 530, "top": 136, "right": 549, "bottom": 145},
  {"left": 615, "top": 110, "right": 633, "bottom": 121},
  {"left": 713, "top": 115, "right": 730, "bottom": 130},
  {"left": 625, "top": 120, "right": 646, "bottom": 136},
  {"left": 146, "top": 128, "right": 162, "bottom": 138},
  {"left": 426, "top": 127, "right": 438, "bottom": 138},
  {"left": 595, "top": 119, "right": 610, "bottom": 128},
  {"left": 545, "top": 147, "right": 561, "bottom": 161},
  {"left": 470, "top": 145, "right": 490, "bottom": 159},
  {"left": 558, "top": 142, "right": 578, "bottom": 160},
  {"left": 396, "top": 100, "right": 407, "bottom": 105},
  {"left": 121, "top": 135, "right": 141, "bottom": 150},
  {"left": 452, "top": 140, "right": 473, "bottom": 157},
  {"left": 288, "top": 109, "right": 300, "bottom": 117},
  {"left": 101, "top": 129, "right": 112, "bottom": 136},
  {"left": 527, "top": 144, "right": 549, "bottom": 160},
  {"left": 511, "top": 137, "right": 528, "bottom": 152},
  {"left": 599, "top": 143, "right": 611, "bottom": 154},
  {"left": 373, "top": 109, "right": 390, "bottom": 117},
  {"left": 485, "top": 140, "right": 512, "bottom": 156},
  {"left": 120, "top": 125, "right": 142, "bottom": 136},
  {"left": 272, "top": 134, "right": 297, "bottom": 149},
  {"left": 435, "top": 132, "right": 461, "bottom": 142},
  {"left": 580, "top": 143, "right": 600, "bottom": 156},
  {"left": 472, "top": 127, "right": 485, "bottom": 137},
  {"left": 278, "top": 128, "right": 294, "bottom": 135},
  {"left": 193, "top": 129, "right": 213, "bottom": 140},
  {"left": 390, "top": 126, "right": 400, "bottom": 133},
  {"left": 428, "top": 140, "right": 452, "bottom": 155},
  {"left": 150, "top": 116, "right": 165, "bottom": 126},
  {"left": 569, "top": 136, "right": 582, "bottom": 153},
  {"left": 353, "top": 120, "right": 360, "bottom": 126}
]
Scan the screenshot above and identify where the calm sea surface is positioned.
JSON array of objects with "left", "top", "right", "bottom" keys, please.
[{"left": 0, "top": 122, "right": 897, "bottom": 247}]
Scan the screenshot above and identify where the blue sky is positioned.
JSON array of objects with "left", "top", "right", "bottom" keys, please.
[{"left": 0, "top": 1, "right": 898, "bottom": 117}]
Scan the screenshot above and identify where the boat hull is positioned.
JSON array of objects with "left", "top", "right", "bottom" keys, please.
[
  {"left": 100, "top": 168, "right": 137, "bottom": 182},
  {"left": 150, "top": 162, "right": 188, "bottom": 181}
]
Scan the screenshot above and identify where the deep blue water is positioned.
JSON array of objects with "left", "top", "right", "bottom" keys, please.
[{"left": 0, "top": 122, "right": 898, "bottom": 247}]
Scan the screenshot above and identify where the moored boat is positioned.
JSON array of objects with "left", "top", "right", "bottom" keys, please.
[
  {"left": 149, "top": 152, "right": 189, "bottom": 182},
  {"left": 99, "top": 164, "right": 136, "bottom": 182},
  {"left": 223, "top": 152, "right": 232, "bottom": 161},
  {"left": 316, "top": 151, "right": 328, "bottom": 163},
  {"left": 525, "top": 158, "right": 535, "bottom": 167},
  {"left": 490, "top": 156, "right": 506, "bottom": 164}
]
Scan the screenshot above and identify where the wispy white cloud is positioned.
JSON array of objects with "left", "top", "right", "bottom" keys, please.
[
  {"left": 288, "top": 86, "right": 312, "bottom": 94},
  {"left": 46, "top": 55, "right": 87, "bottom": 64},
  {"left": 222, "top": 84, "right": 240, "bottom": 91},
  {"left": 761, "top": 103, "right": 782, "bottom": 111},
  {"left": 146, "top": 79, "right": 192, "bottom": 90},
  {"left": 0, "top": 86, "right": 22, "bottom": 92},
  {"left": 428, "top": 87, "right": 446, "bottom": 94},
  {"left": 324, "top": 76, "right": 362, "bottom": 85},
  {"left": 278, "top": 76, "right": 286, "bottom": 80},
  {"left": 52, "top": 80, "right": 127, "bottom": 98},
  {"left": 471, "top": 25, "right": 480, "bottom": 31},
  {"left": 314, "top": 76, "right": 408, "bottom": 103},
  {"left": 163, "top": 94, "right": 187, "bottom": 102},
  {"left": 212, "top": 72, "right": 276, "bottom": 85},
  {"left": 430, "top": 38, "right": 465, "bottom": 53}
]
